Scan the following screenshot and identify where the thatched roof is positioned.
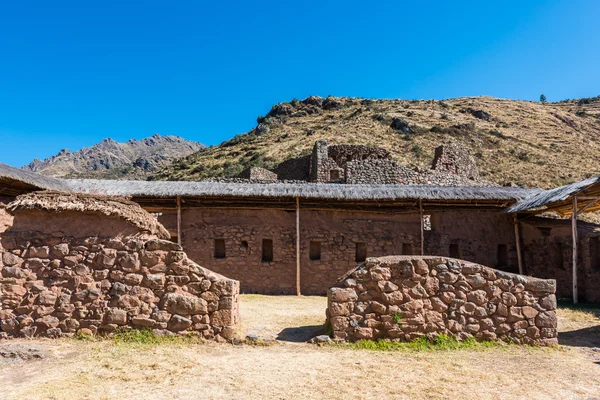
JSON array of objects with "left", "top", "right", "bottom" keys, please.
[
  {"left": 64, "top": 180, "right": 540, "bottom": 202},
  {"left": 507, "top": 176, "right": 600, "bottom": 215},
  {"left": 0, "top": 163, "right": 69, "bottom": 195},
  {"left": 7, "top": 191, "right": 170, "bottom": 239},
  {"left": 0, "top": 161, "right": 541, "bottom": 204}
]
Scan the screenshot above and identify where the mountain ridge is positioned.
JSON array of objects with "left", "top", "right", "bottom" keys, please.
[{"left": 24, "top": 133, "right": 205, "bottom": 180}]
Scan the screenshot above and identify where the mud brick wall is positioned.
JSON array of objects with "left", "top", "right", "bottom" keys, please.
[
  {"left": 327, "top": 256, "right": 558, "bottom": 345},
  {"left": 178, "top": 208, "right": 421, "bottom": 295},
  {"left": 0, "top": 207, "right": 240, "bottom": 341}
]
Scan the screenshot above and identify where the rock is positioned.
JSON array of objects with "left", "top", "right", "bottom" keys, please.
[
  {"left": 118, "top": 253, "right": 140, "bottom": 272},
  {"left": 328, "top": 287, "right": 358, "bottom": 302},
  {"left": 143, "top": 273, "right": 166, "bottom": 289},
  {"left": 2, "top": 252, "right": 23, "bottom": 267},
  {"left": 539, "top": 295, "right": 557, "bottom": 310},
  {"left": 501, "top": 292, "right": 517, "bottom": 306},
  {"left": 27, "top": 246, "right": 50, "bottom": 259},
  {"left": 535, "top": 311, "right": 557, "bottom": 328},
  {"left": 309, "top": 335, "right": 333, "bottom": 344},
  {"left": 168, "top": 315, "right": 192, "bottom": 331},
  {"left": 525, "top": 278, "right": 556, "bottom": 294},
  {"left": 104, "top": 308, "right": 128, "bottom": 325},
  {"left": 163, "top": 293, "right": 208, "bottom": 315}
]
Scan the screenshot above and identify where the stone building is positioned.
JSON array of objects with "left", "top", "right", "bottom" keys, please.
[{"left": 1, "top": 152, "right": 600, "bottom": 302}]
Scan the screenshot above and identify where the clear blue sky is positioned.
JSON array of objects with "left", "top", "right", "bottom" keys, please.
[{"left": 1, "top": 0, "right": 599, "bottom": 167}]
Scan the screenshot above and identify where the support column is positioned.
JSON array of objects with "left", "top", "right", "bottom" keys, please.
[
  {"left": 572, "top": 197, "right": 578, "bottom": 304},
  {"left": 419, "top": 200, "right": 424, "bottom": 256},
  {"left": 296, "top": 197, "right": 301, "bottom": 296},
  {"left": 514, "top": 214, "right": 523, "bottom": 275},
  {"left": 176, "top": 196, "right": 182, "bottom": 247}
]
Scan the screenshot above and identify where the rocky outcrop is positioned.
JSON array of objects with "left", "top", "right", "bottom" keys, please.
[
  {"left": 24, "top": 134, "right": 204, "bottom": 180},
  {"left": 327, "top": 256, "right": 557, "bottom": 345}
]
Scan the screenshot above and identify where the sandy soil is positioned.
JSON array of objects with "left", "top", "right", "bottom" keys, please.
[{"left": 1, "top": 295, "right": 599, "bottom": 400}]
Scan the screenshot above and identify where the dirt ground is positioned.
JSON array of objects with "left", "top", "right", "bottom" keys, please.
[{"left": 1, "top": 295, "right": 600, "bottom": 400}]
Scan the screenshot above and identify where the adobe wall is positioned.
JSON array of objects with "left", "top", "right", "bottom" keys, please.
[
  {"left": 0, "top": 207, "right": 240, "bottom": 341},
  {"left": 425, "top": 210, "right": 518, "bottom": 272},
  {"left": 520, "top": 219, "right": 600, "bottom": 302},
  {"left": 179, "top": 208, "right": 421, "bottom": 295},
  {"left": 10, "top": 210, "right": 151, "bottom": 239},
  {"left": 0, "top": 196, "right": 13, "bottom": 233},
  {"left": 327, "top": 256, "right": 558, "bottom": 345}
]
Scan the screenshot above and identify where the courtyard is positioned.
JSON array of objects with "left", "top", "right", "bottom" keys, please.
[{"left": 0, "top": 295, "right": 599, "bottom": 400}]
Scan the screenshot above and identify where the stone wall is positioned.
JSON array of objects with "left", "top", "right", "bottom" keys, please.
[
  {"left": 0, "top": 231, "right": 240, "bottom": 341},
  {"left": 327, "top": 256, "right": 557, "bottom": 345},
  {"left": 431, "top": 143, "right": 480, "bottom": 180},
  {"left": 273, "top": 155, "right": 311, "bottom": 181},
  {"left": 327, "top": 144, "right": 390, "bottom": 166},
  {"left": 0, "top": 196, "right": 240, "bottom": 341},
  {"left": 345, "top": 159, "right": 491, "bottom": 186},
  {"left": 237, "top": 167, "right": 277, "bottom": 181}
]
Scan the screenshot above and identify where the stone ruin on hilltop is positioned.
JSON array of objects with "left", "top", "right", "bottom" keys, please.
[{"left": 235, "top": 140, "right": 492, "bottom": 186}]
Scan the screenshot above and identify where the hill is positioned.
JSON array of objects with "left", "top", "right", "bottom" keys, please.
[
  {"left": 24, "top": 134, "right": 205, "bottom": 179},
  {"left": 153, "top": 95, "right": 600, "bottom": 189}
]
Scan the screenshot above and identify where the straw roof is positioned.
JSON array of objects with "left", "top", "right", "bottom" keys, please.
[
  {"left": 0, "top": 163, "right": 69, "bottom": 195},
  {"left": 7, "top": 191, "right": 170, "bottom": 239},
  {"left": 63, "top": 180, "right": 539, "bottom": 202},
  {"left": 0, "top": 161, "right": 541, "bottom": 204},
  {"left": 506, "top": 176, "right": 600, "bottom": 215}
]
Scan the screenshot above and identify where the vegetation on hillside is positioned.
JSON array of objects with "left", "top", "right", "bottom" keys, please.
[{"left": 152, "top": 95, "right": 600, "bottom": 189}]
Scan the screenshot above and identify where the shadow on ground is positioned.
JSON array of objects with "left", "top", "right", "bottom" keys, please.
[
  {"left": 559, "top": 326, "right": 600, "bottom": 348},
  {"left": 276, "top": 325, "right": 325, "bottom": 342}
]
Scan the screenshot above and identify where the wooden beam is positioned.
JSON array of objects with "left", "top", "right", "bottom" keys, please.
[
  {"left": 514, "top": 215, "right": 523, "bottom": 275},
  {"left": 296, "top": 197, "right": 301, "bottom": 296},
  {"left": 419, "top": 199, "right": 424, "bottom": 256},
  {"left": 576, "top": 197, "right": 600, "bottom": 216},
  {"left": 572, "top": 197, "right": 578, "bottom": 304},
  {"left": 176, "top": 195, "right": 182, "bottom": 246}
]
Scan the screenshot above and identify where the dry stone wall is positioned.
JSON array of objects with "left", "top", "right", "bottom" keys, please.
[
  {"left": 327, "top": 256, "right": 557, "bottom": 345},
  {"left": 237, "top": 167, "right": 277, "bottom": 181},
  {"left": 0, "top": 232, "right": 240, "bottom": 341}
]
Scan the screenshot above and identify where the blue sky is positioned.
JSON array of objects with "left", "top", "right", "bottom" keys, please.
[{"left": 0, "top": 0, "right": 599, "bottom": 167}]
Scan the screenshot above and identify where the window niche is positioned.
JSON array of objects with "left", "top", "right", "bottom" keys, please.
[
  {"left": 309, "top": 241, "right": 321, "bottom": 261},
  {"left": 214, "top": 238, "right": 226, "bottom": 259},
  {"left": 497, "top": 244, "right": 508, "bottom": 268},
  {"left": 449, "top": 243, "right": 461, "bottom": 259},
  {"left": 355, "top": 242, "right": 367, "bottom": 262},
  {"left": 262, "top": 238, "right": 273, "bottom": 262},
  {"left": 402, "top": 243, "right": 414, "bottom": 255}
]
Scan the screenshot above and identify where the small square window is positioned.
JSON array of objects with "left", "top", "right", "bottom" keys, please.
[
  {"left": 330, "top": 169, "right": 341, "bottom": 180},
  {"left": 262, "top": 239, "right": 273, "bottom": 262},
  {"left": 355, "top": 242, "right": 367, "bottom": 262},
  {"left": 214, "top": 238, "right": 226, "bottom": 258},
  {"left": 309, "top": 241, "right": 321, "bottom": 261}
]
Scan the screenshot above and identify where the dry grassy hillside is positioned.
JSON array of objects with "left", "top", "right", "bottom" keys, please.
[{"left": 153, "top": 95, "right": 600, "bottom": 189}]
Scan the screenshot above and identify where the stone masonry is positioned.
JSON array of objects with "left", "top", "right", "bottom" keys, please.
[
  {"left": 0, "top": 194, "right": 240, "bottom": 341},
  {"left": 327, "top": 256, "right": 557, "bottom": 345}
]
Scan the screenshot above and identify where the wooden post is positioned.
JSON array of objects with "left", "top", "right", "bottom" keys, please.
[
  {"left": 176, "top": 195, "right": 182, "bottom": 247},
  {"left": 419, "top": 200, "right": 424, "bottom": 256},
  {"left": 572, "top": 197, "right": 578, "bottom": 304},
  {"left": 296, "top": 197, "right": 301, "bottom": 296},
  {"left": 513, "top": 214, "right": 523, "bottom": 275}
]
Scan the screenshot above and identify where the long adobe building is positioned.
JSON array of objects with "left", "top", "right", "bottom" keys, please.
[{"left": 1, "top": 141, "right": 600, "bottom": 302}]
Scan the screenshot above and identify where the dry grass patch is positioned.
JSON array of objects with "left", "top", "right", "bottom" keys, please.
[{"left": 1, "top": 297, "right": 600, "bottom": 399}]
